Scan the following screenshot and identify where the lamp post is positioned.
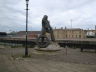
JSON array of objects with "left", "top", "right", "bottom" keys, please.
[{"left": 25, "top": 0, "right": 29, "bottom": 56}]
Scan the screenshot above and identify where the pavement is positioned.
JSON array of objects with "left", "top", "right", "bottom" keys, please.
[{"left": 0, "top": 46, "right": 96, "bottom": 72}]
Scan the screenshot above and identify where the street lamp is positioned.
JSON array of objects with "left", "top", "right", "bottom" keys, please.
[{"left": 25, "top": 0, "right": 29, "bottom": 56}]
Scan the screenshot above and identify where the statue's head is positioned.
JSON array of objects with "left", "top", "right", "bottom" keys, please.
[{"left": 43, "top": 15, "right": 48, "bottom": 20}]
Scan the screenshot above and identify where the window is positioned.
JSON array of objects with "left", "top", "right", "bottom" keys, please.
[{"left": 79, "top": 35, "right": 81, "bottom": 38}]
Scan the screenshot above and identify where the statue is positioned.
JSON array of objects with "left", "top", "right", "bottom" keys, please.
[
  {"left": 37, "top": 15, "right": 55, "bottom": 48},
  {"left": 41, "top": 15, "right": 55, "bottom": 41}
]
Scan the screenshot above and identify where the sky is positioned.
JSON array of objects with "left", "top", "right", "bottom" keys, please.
[{"left": 0, "top": 0, "right": 96, "bottom": 32}]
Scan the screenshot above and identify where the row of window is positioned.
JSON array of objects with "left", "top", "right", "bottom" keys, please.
[{"left": 65, "top": 35, "right": 81, "bottom": 38}]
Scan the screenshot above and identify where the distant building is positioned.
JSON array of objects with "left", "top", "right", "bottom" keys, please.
[
  {"left": 13, "top": 31, "right": 41, "bottom": 39},
  {"left": 85, "top": 30, "right": 96, "bottom": 38},
  {"left": 53, "top": 27, "right": 96, "bottom": 39},
  {"left": 8, "top": 26, "right": 96, "bottom": 40},
  {"left": 54, "top": 28, "right": 85, "bottom": 39},
  {"left": 0, "top": 32, "right": 7, "bottom": 37}
]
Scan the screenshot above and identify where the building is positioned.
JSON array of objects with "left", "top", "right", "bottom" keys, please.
[
  {"left": 0, "top": 32, "right": 7, "bottom": 37},
  {"left": 85, "top": 30, "right": 96, "bottom": 38},
  {"left": 53, "top": 27, "right": 96, "bottom": 39},
  {"left": 9, "top": 26, "right": 96, "bottom": 40},
  {"left": 12, "top": 31, "right": 41, "bottom": 39}
]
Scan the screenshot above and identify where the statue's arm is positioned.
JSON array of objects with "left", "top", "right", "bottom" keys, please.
[{"left": 42, "top": 20, "right": 46, "bottom": 28}]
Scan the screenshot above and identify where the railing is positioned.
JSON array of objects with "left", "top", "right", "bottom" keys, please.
[
  {"left": 0, "top": 38, "right": 96, "bottom": 52},
  {"left": 58, "top": 40, "right": 96, "bottom": 52},
  {"left": 0, "top": 38, "right": 36, "bottom": 48}
]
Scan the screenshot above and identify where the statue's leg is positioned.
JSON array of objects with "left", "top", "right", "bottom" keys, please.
[
  {"left": 41, "top": 28, "right": 46, "bottom": 35},
  {"left": 50, "top": 29, "right": 55, "bottom": 42},
  {"left": 41, "top": 28, "right": 46, "bottom": 43}
]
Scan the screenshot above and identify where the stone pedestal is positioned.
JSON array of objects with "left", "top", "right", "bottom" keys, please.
[{"left": 35, "top": 42, "right": 62, "bottom": 52}]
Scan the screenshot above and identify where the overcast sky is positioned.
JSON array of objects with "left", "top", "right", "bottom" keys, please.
[{"left": 0, "top": 0, "right": 96, "bottom": 32}]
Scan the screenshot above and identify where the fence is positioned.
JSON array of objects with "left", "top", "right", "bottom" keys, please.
[{"left": 0, "top": 38, "right": 36, "bottom": 48}]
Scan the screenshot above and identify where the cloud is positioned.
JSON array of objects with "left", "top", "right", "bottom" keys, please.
[{"left": 0, "top": 0, "right": 96, "bottom": 32}]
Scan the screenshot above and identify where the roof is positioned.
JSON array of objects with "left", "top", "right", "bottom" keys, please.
[
  {"left": 15, "top": 31, "right": 41, "bottom": 36},
  {"left": 54, "top": 28, "right": 82, "bottom": 31}
]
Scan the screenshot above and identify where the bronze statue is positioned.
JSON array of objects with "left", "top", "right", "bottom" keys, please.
[
  {"left": 41, "top": 15, "right": 55, "bottom": 41},
  {"left": 37, "top": 15, "right": 55, "bottom": 48}
]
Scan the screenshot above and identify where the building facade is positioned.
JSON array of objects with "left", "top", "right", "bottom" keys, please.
[
  {"left": 53, "top": 28, "right": 96, "bottom": 39},
  {"left": 9, "top": 27, "right": 96, "bottom": 40},
  {"left": 12, "top": 31, "right": 41, "bottom": 39}
]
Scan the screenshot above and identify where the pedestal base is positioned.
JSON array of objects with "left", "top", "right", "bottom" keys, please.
[{"left": 35, "top": 42, "right": 62, "bottom": 52}]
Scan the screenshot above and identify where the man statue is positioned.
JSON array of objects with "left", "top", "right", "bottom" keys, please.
[{"left": 41, "top": 15, "right": 55, "bottom": 42}]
